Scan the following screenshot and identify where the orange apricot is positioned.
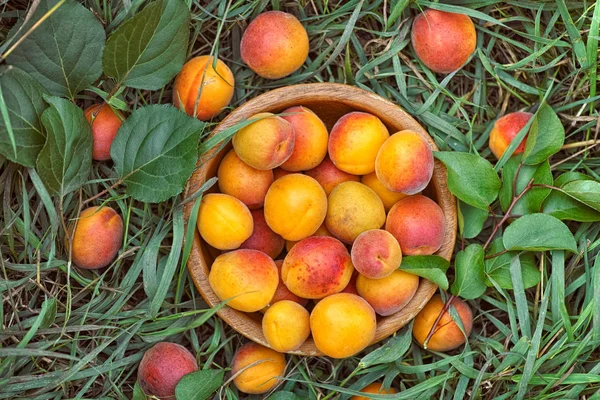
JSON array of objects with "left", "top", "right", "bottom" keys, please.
[
  {"left": 84, "top": 103, "right": 124, "bottom": 161},
  {"left": 285, "top": 222, "right": 332, "bottom": 252},
  {"left": 304, "top": 155, "right": 360, "bottom": 195},
  {"left": 197, "top": 193, "right": 253, "bottom": 250},
  {"left": 489, "top": 111, "right": 533, "bottom": 159},
  {"left": 351, "top": 382, "right": 398, "bottom": 399},
  {"left": 239, "top": 209, "right": 285, "bottom": 259},
  {"left": 279, "top": 106, "right": 328, "bottom": 171},
  {"left": 273, "top": 167, "right": 294, "bottom": 180},
  {"left": 356, "top": 270, "right": 419, "bottom": 316},
  {"left": 232, "top": 343, "right": 286, "bottom": 394},
  {"left": 262, "top": 300, "right": 310, "bottom": 352},
  {"left": 265, "top": 260, "right": 308, "bottom": 310},
  {"left": 351, "top": 229, "right": 402, "bottom": 279},
  {"left": 361, "top": 172, "right": 408, "bottom": 211}
]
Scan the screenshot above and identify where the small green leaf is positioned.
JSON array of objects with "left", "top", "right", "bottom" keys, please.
[
  {"left": 399, "top": 255, "right": 450, "bottom": 290},
  {"left": 434, "top": 151, "right": 501, "bottom": 210},
  {"left": 386, "top": 0, "right": 410, "bottom": 29},
  {"left": 358, "top": 327, "right": 412, "bottom": 368},
  {"left": 503, "top": 213, "right": 577, "bottom": 252},
  {"left": 484, "top": 239, "right": 540, "bottom": 290},
  {"left": 132, "top": 381, "right": 147, "bottom": 400},
  {"left": 268, "top": 393, "right": 303, "bottom": 400},
  {"left": 458, "top": 201, "right": 488, "bottom": 239},
  {"left": 562, "top": 180, "right": 600, "bottom": 212},
  {"left": 522, "top": 104, "right": 565, "bottom": 165},
  {"left": 499, "top": 156, "right": 552, "bottom": 215},
  {"left": 175, "top": 369, "right": 224, "bottom": 400},
  {"left": 451, "top": 244, "right": 486, "bottom": 299},
  {"left": 543, "top": 173, "right": 600, "bottom": 222}
]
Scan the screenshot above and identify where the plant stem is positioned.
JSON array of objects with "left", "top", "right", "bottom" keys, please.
[
  {"left": 424, "top": 294, "right": 456, "bottom": 349},
  {"left": 82, "top": 179, "right": 123, "bottom": 206}
]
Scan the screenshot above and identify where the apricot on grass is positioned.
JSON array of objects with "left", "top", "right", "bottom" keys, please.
[
  {"left": 239, "top": 209, "right": 285, "bottom": 259},
  {"left": 197, "top": 193, "right": 253, "bottom": 250},
  {"left": 172, "top": 55, "right": 234, "bottom": 121},
  {"left": 361, "top": 172, "right": 408, "bottom": 211},
  {"left": 328, "top": 112, "right": 390, "bottom": 175},
  {"left": 280, "top": 106, "right": 329, "bottom": 171},
  {"left": 84, "top": 103, "right": 124, "bottom": 161},
  {"left": 262, "top": 300, "right": 311, "bottom": 352},
  {"left": 209, "top": 249, "right": 278, "bottom": 312},
  {"left": 232, "top": 112, "right": 295, "bottom": 170},
  {"left": 351, "top": 229, "right": 402, "bottom": 279},
  {"left": 232, "top": 342, "right": 286, "bottom": 394},
  {"left": 137, "top": 342, "right": 198, "bottom": 399},
  {"left": 240, "top": 11, "right": 309, "bottom": 79},
  {"left": 356, "top": 270, "right": 419, "bottom": 316},
  {"left": 351, "top": 382, "right": 398, "bottom": 400},
  {"left": 304, "top": 155, "right": 360, "bottom": 195},
  {"left": 412, "top": 294, "right": 473, "bottom": 352},
  {"left": 265, "top": 260, "right": 309, "bottom": 310},
  {"left": 411, "top": 9, "right": 476, "bottom": 74},
  {"left": 70, "top": 206, "right": 123, "bottom": 269},
  {"left": 386, "top": 195, "right": 445, "bottom": 256},
  {"left": 310, "top": 293, "right": 377, "bottom": 358},
  {"left": 489, "top": 111, "right": 533, "bottom": 159}
]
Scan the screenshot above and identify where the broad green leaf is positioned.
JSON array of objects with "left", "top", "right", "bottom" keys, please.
[
  {"left": 543, "top": 173, "right": 600, "bottom": 222},
  {"left": 36, "top": 96, "right": 92, "bottom": 197},
  {"left": 503, "top": 213, "right": 577, "bottom": 252},
  {"left": 0, "top": 67, "right": 48, "bottom": 167},
  {"left": 111, "top": 105, "right": 204, "bottom": 203},
  {"left": 484, "top": 239, "right": 540, "bottom": 290},
  {"left": 399, "top": 255, "right": 450, "bottom": 290},
  {"left": 103, "top": 0, "right": 190, "bottom": 90},
  {"left": 562, "top": 180, "right": 600, "bottom": 212},
  {"left": 6, "top": 0, "right": 105, "bottom": 99},
  {"left": 499, "top": 156, "right": 552, "bottom": 215},
  {"left": 522, "top": 104, "right": 565, "bottom": 165},
  {"left": 132, "top": 381, "right": 146, "bottom": 400},
  {"left": 358, "top": 327, "right": 412, "bottom": 368},
  {"left": 268, "top": 393, "right": 303, "bottom": 400},
  {"left": 451, "top": 244, "right": 486, "bottom": 299},
  {"left": 458, "top": 200, "right": 488, "bottom": 239},
  {"left": 175, "top": 369, "right": 223, "bottom": 400},
  {"left": 434, "top": 151, "right": 501, "bottom": 210}
]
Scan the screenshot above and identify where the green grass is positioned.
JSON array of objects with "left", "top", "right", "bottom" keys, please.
[{"left": 1, "top": 0, "right": 600, "bottom": 398}]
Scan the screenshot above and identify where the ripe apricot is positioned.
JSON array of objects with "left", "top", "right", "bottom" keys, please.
[
  {"left": 328, "top": 112, "right": 389, "bottom": 175},
  {"left": 84, "top": 103, "right": 123, "bottom": 161},
  {"left": 489, "top": 111, "right": 533, "bottom": 159},
  {"left": 351, "top": 229, "right": 402, "bottom": 279},
  {"left": 197, "top": 193, "right": 253, "bottom": 250},
  {"left": 351, "top": 382, "right": 398, "bottom": 399},
  {"left": 411, "top": 9, "right": 476, "bottom": 74},
  {"left": 273, "top": 167, "right": 293, "bottom": 180},
  {"left": 262, "top": 300, "right": 310, "bottom": 352},
  {"left": 239, "top": 209, "right": 285, "bottom": 259},
  {"left": 70, "top": 206, "right": 123, "bottom": 269},
  {"left": 265, "top": 260, "right": 308, "bottom": 310},
  {"left": 310, "top": 293, "right": 376, "bottom": 358},
  {"left": 240, "top": 11, "right": 309, "bottom": 79},
  {"left": 285, "top": 222, "right": 332, "bottom": 252},
  {"left": 232, "top": 342, "right": 286, "bottom": 394},
  {"left": 280, "top": 106, "right": 328, "bottom": 171},
  {"left": 341, "top": 272, "right": 359, "bottom": 295},
  {"left": 356, "top": 270, "right": 419, "bottom": 316},
  {"left": 413, "top": 294, "right": 473, "bottom": 352},
  {"left": 172, "top": 55, "right": 234, "bottom": 121},
  {"left": 305, "top": 155, "right": 360, "bottom": 195},
  {"left": 361, "top": 172, "right": 408, "bottom": 211}
]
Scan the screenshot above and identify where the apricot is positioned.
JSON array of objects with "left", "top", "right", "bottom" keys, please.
[
  {"left": 361, "top": 172, "right": 408, "bottom": 211},
  {"left": 137, "top": 342, "right": 198, "bottom": 399},
  {"left": 386, "top": 195, "right": 445, "bottom": 256},
  {"left": 280, "top": 106, "right": 328, "bottom": 171},
  {"left": 326, "top": 181, "right": 386, "bottom": 244},
  {"left": 209, "top": 249, "right": 278, "bottom": 312},
  {"left": 282, "top": 236, "right": 354, "bottom": 299},
  {"left": 341, "top": 272, "right": 359, "bottom": 295},
  {"left": 266, "top": 260, "right": 309, "bottom": 309},
  {"left": 70, "top": 206, "right": 123, "bottom": 269},
  {"left": 285, "top": 223, "right": 332, "bottom": 252},
  {"left": 232, "top": 342, "right": 286, "bottom": 394},
  {"left": 239, "top": 209, "right": 285, "bottom": 259},
  {"left": 84, "top": 103, "right": 123, "bottom": 161},
  {"left": 328, "top": 112, "right": 389, "bottom": 175},
  {"left": 351, "top": 229, "right": 402, "bottom": 279},
  {"left": 304, "top": 155, "right": 360, "bottom": 195},
  {"left": 273, "top": 167, "right": 293, "bottom": 180},
  {"left": 262, "top": 300, "right": 310, "bottom": 352},
  {"left": 356, "top": 270, "right": 419, "bottom": 316},
  {"left": 264, "top": 174, "right": 327, "bottom": 241},
  {"left": 240, "top": 11, "right": 309, "bottom": 79},
  {"left": 232, "top": 113, "right": 295, "bottom": 170},
  {"left": 310, "top": 293, "right": 376, "bottom": 358},
  {"left": 411, "top": 9, "right": 476, "bottom": 74},
  {"left": 413, "top": 294, "right": 473, "bottom": 352},
  {"left": 351, "top": 383, "right": 398, "bottom": 400},
  {"left": 197, "top": 193, "right": 253, "bottom": 250},
  {"left": 217, "top": 149, "right": 274, "bottom": 209},
  {"left": 489, "top": 111, "right": 533, "bottom": 159},
  {"left": 172, "top": 55, "right": 234, "bottom": 120},
  {"left": 375, "top": 130, "right": 433, "bottom": 195}
]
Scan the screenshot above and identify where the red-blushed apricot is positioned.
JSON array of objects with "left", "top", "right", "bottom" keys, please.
[
  {"left": 137, "top": 342, "right": 198, "bottom": 399},
  {"left": 326, "top": 181, "right": 386, "bottom": 244},
  {"left": 217, "top": 150, "right": 274, "bottom": 209},
  {"left": 304, "top": 155, "right": 360, "bottom": 195},
  {"left": 375, "top": 130, "right": 433, "bottom": 195},
  {"left": 264, "top": 174, "right": 327, "bottom": 241},
  {"left": 84, "top": 103, "right": 123, "bottom": 161},
  {"left": 285, "top": 223, "right": 332, "bottom": 252},
  {"left": 280, "top": 106, "right": 328, "bottom": 171},
  {"left": 341, "top": 272, "right": 359, "bottom": 295},
  {"left": 386, "top": 195, "right": 445, "bottom": 256},
  {"left": 240, "top": 11, "right": 309, "bottom": 79},
  {"left": 262, "top": 300, "right": 311, "bottom": 352},
  {"left": 172, "top": 55, "right": 234, "bottom": 121},
  {"left": 413, "top": 294, "right": 473, "bottom": 352},
  {"left": 361, "top": 172, "right": 409, "bottom": 211},
  {"left": 232, "top": 113, "right": 295, "bottom": 170},
  {"left": 232, "top": 342, "right": 286, "bottom": 394},
  {"left": 351, "top": 229, "right": 402, "bottom": 279},
  {"left": 263, "top": 260, "right": 309, "bottom": 311},
  {"left": 328, "top": 112, "right": 390, "bottom": 175},
  {"left": 282, "top": 236, "right": 354, "bottom": 299},
  {"left": 239, "top": 209, "right": 285, "bottom": 259},
  {"left": 273, "top": 167, "right": 294, "bottom": 180},
  {"left": 411, "top": 9, "right": 476, "bottom": 74},
  {"left": 356, "top": 270, "right": 419, "bottom": 316},
  {"left": 70, "top": 206, "right": 123, "bottom": 269},
  {"left": 197, "top": 193, "right": 253, "bottom": 250},
  {"left": 489, "top": 111, "right": 533, "bottom": 159},
  {"left": 209, "top": 249, "right": 278, "bottom": 312},
  {"left": 310, "top": 293, "right": 376, "bottom": 358},
  {"left": 351, "top": 382, "right": 398, "bottom": 399}
]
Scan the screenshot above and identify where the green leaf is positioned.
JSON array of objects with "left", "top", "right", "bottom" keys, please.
[
  {"left": 268, "top": 393, "right": 303, "bottom": 400},
  {"left": 499, "top": 156, "right": 552, "bottom": 215},
  {"left": 399, "top": 255, "right": 450, "bottom": 290},
  {"left": 451, "top": 244, "right": 486, "bottom": 300},
  {"left": 36, "top": 96, "right": 92, "bottom": 197},
  {"left": 522, "top": 104, "right": 565, "bottom": 165},
  {"left": 103, "top": 0, "right": 191, "bottom": 90},
  {"left": 0, "top": 67, "right": 48, "bottom": 167},
  {"left": 503, "top": 213, "right": 577, "bottom": 253},
  {"left": 484, "top": 239, "right": 540, "bottom": 290},
  {"left": 562, "top": 180, "right": 600, "bottom": 212},
  {"left": 111, "top": 105, "right": 204, "bottom": 203},
  {"left": 458, "top": 201, "right": 488, "bottom": 239},
  {"left": 434, "top": 151, "right": 501, "bottom": 210},
  {"left": 175, "top": 369, "right": 224, "bottom": 400},
  {"left": 543, "top": 173, "right": 600, "bottom": 222},
  {"left": 6, "top": 0, "right": 105, "bottom": 99},
  {"left": 358, "top": 327, "right": 412, "bottom": 368},
  {"left": 132, "top": 381, "right": 146, "bottom": 400}
]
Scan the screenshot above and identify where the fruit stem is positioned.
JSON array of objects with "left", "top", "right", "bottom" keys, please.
[
  {"left": 423, "top": 294, "right": 456, "bottom": 349},
  {"left": 81, "top": 179, "right": 123, "bottom": 206}
]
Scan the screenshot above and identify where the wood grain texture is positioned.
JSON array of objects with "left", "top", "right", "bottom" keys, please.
[{"left": 183, "top": 83, "right": 457, "bottom": 356}]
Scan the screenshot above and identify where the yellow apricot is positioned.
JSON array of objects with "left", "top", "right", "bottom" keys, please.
[
  {"left": 197, "top": 193, "right": 253, "bottom": 250},
  {"left": 262, "top": 300, "right": 310, "bottom": 352}
]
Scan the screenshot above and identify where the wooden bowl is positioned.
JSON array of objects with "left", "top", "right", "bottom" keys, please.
[{"left": 184, "top": 83, "right": 456, "bottom": 356}]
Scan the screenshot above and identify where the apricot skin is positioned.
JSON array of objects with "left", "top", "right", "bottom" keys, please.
[
  {"left": 351, "top": 383, "right": 398, "bottom": 400},
  {"left": 411, "top": 9, "right": 476, "bottom": 74},
  {"left": 265, "top": 260, "right": 308, "bottom": 310},
  {"left": 489, "top": 112, "right": 533, "bottom": 159},
  {"left": 232, "top": 343, "right": 286, "bottom": 394},
  {"left": 262, "top": 300, "right": 310, "bottom": 352},
  {"left": 273, "top": 168, "right": 293, "bottom": 180},
  {"left": 361, "top": 172, "right": 408, "bottom": 211},
  {"left": 84, "top": 104, "right": 123, "bottom": 161},
  {"left": 240, "top": 11, "right": 309, "bottom": 79},
  {"left": 239, "top": 209, "right": 285, "bottom": 259},
  {"left": 137, "top": 342, "right": 198, "bottom": 399},
  {"left": 285, "top": 222, "right": 332, "bottom": 252},
  {"left": 279, "top": 106, "right": 328, "bottom": 171},
  {"left": 356, "top": 270, "right": 419, "bottom": 316},
  {"left": 70, "top": 206, "right": 123, "bottom": 270},
  {"left": 172, "top": 55, "right": 234, "bottom": 121},
  {"left": 304, "top": 155, "right": 360, "bottom": 195},
  {"left": 197, "top": 193, "right": 253, "bottom": 250},
  {"left": 351, "top": 229, "right": 402, "bottom": 279},
  {"left": 413, "top": 295, "right": 473, "bottom": 352}
]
